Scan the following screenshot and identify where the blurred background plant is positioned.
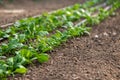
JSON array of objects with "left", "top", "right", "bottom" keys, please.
[
  {"left": 0, "top": 0, "right": 40, "bottom": 5},
  {"left": 0, "top": 0, "right": 14, "bottom": 4},
  {"left": 0, "top": 0, "right": 3, "bottom": 4}
]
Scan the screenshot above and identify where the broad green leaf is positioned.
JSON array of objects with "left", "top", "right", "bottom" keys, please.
[
  {"left": 14, "top": 67, "right": 27, "bottom": 74},
  {"left": 18, "top": 34, "right": 26, "bottom": 42},
  {"left": 37, "top": 53, "right": 49, "bottom": 63},
  {"left": 7, "top": 57, "right": 14, "bottom": 66},
  {"left": 19, "top": 49, "right": 33, "bottom": 59}
]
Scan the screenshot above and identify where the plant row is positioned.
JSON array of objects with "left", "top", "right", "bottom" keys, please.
[
  {"left": 0, "top": 0, "right": 106, "bottom": 57},
  {"left": 0, "top": 0, "right": 106, "bottom": 41},
  {"left": 0, "top": 0, "right": 119, "bottom": 79}
]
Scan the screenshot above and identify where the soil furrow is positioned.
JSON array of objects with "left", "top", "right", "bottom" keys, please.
[{"left": 9, "top": 9, "right": 120, "bottom": 80}]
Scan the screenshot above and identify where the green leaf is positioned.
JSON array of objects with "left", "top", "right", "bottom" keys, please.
[
  {"left": 7, "top": 57, "right": 14, "bottom": 66},
  {"left": 37, "top": 53, "right": 49, "bottom": 63},
  {"left": 38, "top": 31, "right": 49, "bottom": 36},
  {"left": 8, "top": 39, "right": 23, "bottom": 50},
  {"left": 5, "top": 28, "right": 11, "bottom": 33},
  {"left": 18, "top": 34, "right": 26, "bottom": 42},
  {"left": 13, "top": 54, "right": 27, "bottom": 65},
  {"left": 3, "top": 34, "right": 10, "bottom": 38},
  {"left": 14, "top": 67, "right": 27, "bottom": 74},
  {"left": 19, "top": 49, "right": 34, "bottom": 60}
]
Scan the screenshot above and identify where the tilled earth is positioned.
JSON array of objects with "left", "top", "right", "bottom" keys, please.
[
  {"left": 0, "top": 0, "right": 85, "bottom": 26},
  {"left": 9, "top": 9, "right": 120, "bottom": 80},
  {"left": 1, "top": 0, "right": 120, "bottom": 80}
]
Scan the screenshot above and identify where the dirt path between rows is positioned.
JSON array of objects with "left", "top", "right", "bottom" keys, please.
[
  {"left": 8, "top": 8, "right": 120, "bottom": 80},
  {"left": 0, "top": 0, "right": 85, "bottom": 26},
  {"left": 1, "top": 0, "right": 119, "bottom": 80}
]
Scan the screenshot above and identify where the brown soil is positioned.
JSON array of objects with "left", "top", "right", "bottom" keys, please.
[
  {"left": 0, "top": 0, "right": 85, "bottom": 26},
  {"left": 1, "top": 0, "right": 119, "bottom": 80},
  {"left": 8, "top": 9, "right": 120, "bottom": 80}
]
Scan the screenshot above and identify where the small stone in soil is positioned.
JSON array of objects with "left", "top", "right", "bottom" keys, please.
[
  {"left": 113, "top": 32, "right": 117, "bottom": 35},
  {"left": 103, "top": 32, "right": 109, "bottom": 36},
  {"left": 95, "top": 35, "right": 99, "bottom": 38}
]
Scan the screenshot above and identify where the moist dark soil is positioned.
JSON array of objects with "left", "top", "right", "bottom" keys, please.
[
  {"left": 8, "top": 9, "right": 120, "bottom": 80},
  {"left": 0, "top": 0, "right": 85, "bottom": 26}
]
